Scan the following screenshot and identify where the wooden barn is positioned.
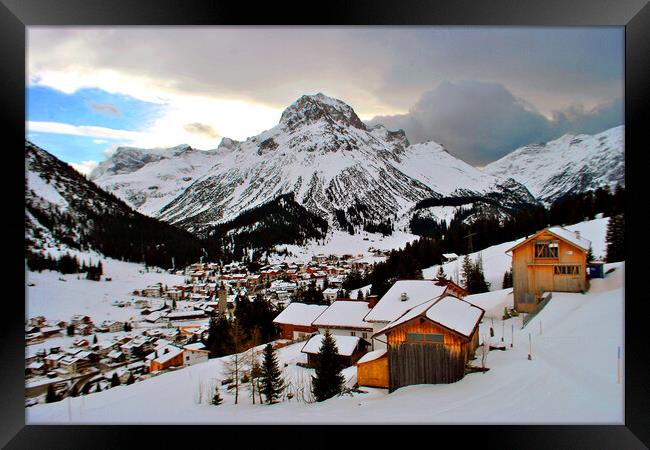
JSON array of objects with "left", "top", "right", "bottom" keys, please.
[
  {"left": 363, "top": 279, "right": 468, "bottom": 351},
  {"left": 507, "top": 227, "right": 591, "bottom": 313},
  {"left": 360, "top": 295, "right": 484, "bottom": 392}
]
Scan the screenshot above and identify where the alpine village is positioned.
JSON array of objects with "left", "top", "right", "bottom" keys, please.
[{"left": 26, "top": 94, "right": 625, "bottom": 424}]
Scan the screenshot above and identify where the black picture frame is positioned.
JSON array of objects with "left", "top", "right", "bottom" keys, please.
[{"left": 3, "top": 0, "right": 648, "bottom": 447}]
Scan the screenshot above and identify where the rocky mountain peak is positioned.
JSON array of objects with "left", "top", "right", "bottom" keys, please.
[{"left": 279, "top": 93, "right": 366, "bottom": 131}]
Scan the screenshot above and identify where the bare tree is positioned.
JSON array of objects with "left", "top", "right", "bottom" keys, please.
[{"left": 222, "top": 319, "right": 248, "bottom": 404}]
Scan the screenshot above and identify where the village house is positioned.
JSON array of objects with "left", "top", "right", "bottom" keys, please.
[
  {"left": 362, "top": 279, "right": 468, "bottom": 350},
  {"left": 183, "top": 342, "right": 209, "bottom": 366},
  {"left": 272, "top": 302, "right": 328, "bottom": 340},
  {"left": 98, "top": 320, "right": 124, "bottom": 333},
  {"left": 311, "top": 300, "right": 374, "bottom": 343},
  {"left": 146, "top": 344, "right": 184, "bottom": 373},
  {"left": 361, "top": 294, "right": 484, "bottom": 391},
  {"left": 301, "top": 334, "right": 369, "bottom": 369},
  {"left": 322, "top": 288, "right": 339, "bottom": 303},
  {"left": 442, "top": 253, "right": 459, "bottom": 263},
  {"left": 506, "top": 227, "right": 591, "bottom": 312}
]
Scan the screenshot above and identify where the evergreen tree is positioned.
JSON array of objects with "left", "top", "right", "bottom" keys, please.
[
  {"left": 211, "top": 386, "right": 223, "bottom": 405},
  {"left": 111, "top": 372, "right": 121, "bottom": 387},
  {"left": 259, "top": 343, "right": 284, "bottom": 404},
  {"left": 356, "top": 289, "right": 364, "bottom": 301},
  {"left": 587, "top": 245, "right": 595, "bottom": 263},
  {"left": 45, "top": 384, "right": 58, "bottom": 403},
  {"left": 436, "top": 265, "right": 447, "bottom": 279},
  {"left": 502, "top": 269, "right": 513, "bottom": 289},
  {"left": 311, "top": 330, "right": 345, "bottom": 402},
  {"left": 93, "top": 334, "right": 98, "bottom": 344},
  {"left": 606, "top": 214, "right": 625, "bottom": 262},
  {"left": 66, "top": 324, "right": 75, "bottom": 336}
]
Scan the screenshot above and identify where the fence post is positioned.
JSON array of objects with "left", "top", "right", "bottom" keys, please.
[
  {"left": 617, "top": 346, "right": 621, "bottom": 384},
  {"left": 511, "top": 324, "right": 514, "bottom": 348},
  {"left": 528, "top": 333, "right": 532, "bottom": 360}
]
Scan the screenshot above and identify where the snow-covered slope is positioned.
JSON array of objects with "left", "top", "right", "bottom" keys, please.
[
  {"left": 92, "top": 93, "right": 535, "bottom": 235},
  {"left": 422, "top": 216, "right": 610, "bottom": 293},
  {"left": 27, "top": 260, "right": 624, "bottom": 424},
  {"left": 90, "top": 144, "right": 222, "bottom": 216},
  {"left": 484, "top": 126, "right": 624, "bottom": 202}
]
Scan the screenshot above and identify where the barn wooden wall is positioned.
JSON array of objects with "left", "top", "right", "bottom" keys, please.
[{"left": 388, "top": 343, "right": 466, "bottom": 392}]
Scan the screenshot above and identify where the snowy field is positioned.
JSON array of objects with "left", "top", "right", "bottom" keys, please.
[
  {"left": 27, "top": 261, "right": 624, "bottom": 424},
  {"left": 272, "top": 229, "right": 419, "bottom": 263},
  {"left": 26, "top": 258, "right": 186, "bottom": 325},
  {"left": 422, "top": 216, "right": 610, "bottom": 290}
]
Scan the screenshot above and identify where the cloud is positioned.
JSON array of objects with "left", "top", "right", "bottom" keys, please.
[
  {"left": 27, "top": 27, "right": 623, "bottom": 121},
  {"left": 183, "top": 122, "right": 220, "bottom": 139},
  {"left": 367, "top": 81, "right": 623, "bottom": 165},
  {"left": 89, "top": 102, "right": 122, "bottom": 116},
  {"left": 27, "top": 121, "right": 146, "bottom": 141},
  {"left": 69, "top": 160, "right": 99, "bottom": 176}
]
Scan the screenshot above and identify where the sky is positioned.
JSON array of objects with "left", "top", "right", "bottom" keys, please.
[{"left": 26, "top": 26, "right": 624, "bottom": 173}]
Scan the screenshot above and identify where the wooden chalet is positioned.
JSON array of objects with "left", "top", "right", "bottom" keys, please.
[
  {"left": 506, "top": 227, "right": 591, "bottom": 312},
  {"left": 360, "top": 294, "right": 484, "bottom": 391}
]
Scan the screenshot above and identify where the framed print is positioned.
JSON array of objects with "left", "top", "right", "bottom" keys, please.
[{"left": 3, "top": 0, "right": 648, "bottom": 447}]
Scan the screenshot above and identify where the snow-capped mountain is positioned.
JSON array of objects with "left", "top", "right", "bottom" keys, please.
[
  {"left": 90, "top": 144, "right": 222, "bottom": 217},
  {"left": 484, "top": 125, "right": 624, "bottom": 202},
  {"left": 93, "top": 93, "right": 536, "bottom": 235}
]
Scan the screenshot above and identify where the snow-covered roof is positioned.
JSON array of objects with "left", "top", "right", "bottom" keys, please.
[
  {"left": 426, "top": 296, "right": 484, "bottom": 337},
  {"left": 356, "top": 349, "right": 387, "bottom": 365},
  {"left": 375, "top": 295, "right": 484, "bottom": 339},
  {"left": 363, "top": 280, "right": 449, "bottom": 324},
  {"left": 312, "top": 301, "right": 373, "bottom": 330},
  {"left": 272, "top": 302, "right": 328, "bottom": 327},
  {"left": 148, "top": 345, "right": 183, "bottom": 365},
  {"left": 301, "top": 334, "right": 361, "bottom": 357},
  {"left": 183, "top": 343, "right": 208, "bottom": 351},
  {"left": 546, "top": 227, "right": 591, "bottom": 251},
  {"left": 442, "top": 253, "right": 459, "bottom": 259},
  {"left": 507, "top": 226, "right": 591, "bottom": 253}
]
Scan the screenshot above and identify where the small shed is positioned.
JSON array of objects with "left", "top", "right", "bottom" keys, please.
[
  {"left": 588, "top": 261, "right": 606, "bottom": 279},
  {"left": 356, "top": 349, "right": 388, "bottom": 389}
]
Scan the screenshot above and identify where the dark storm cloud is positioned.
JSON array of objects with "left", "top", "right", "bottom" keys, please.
[{"left": 367, "top": 81, "right": 623, "bottom": 166}]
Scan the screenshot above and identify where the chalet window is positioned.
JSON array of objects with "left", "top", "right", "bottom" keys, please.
[
  {"left": 350, "top": 331, "right": 356, "bottom": 337},
  {"left": 554, "top": 265, "right": 580, "bottom": 275},
  {"left": 406, "top": 332, "right": 444, "bottom": 344},
  {"left": 535, "top": 240, "right": 559, "bottom": 258},
  {"left": 362, "top": 332, "right": 368, "bottom": 339}
]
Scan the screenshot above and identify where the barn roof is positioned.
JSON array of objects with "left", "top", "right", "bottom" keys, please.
[
  {"left": 363, "top": 280, "right": 448, "bottom": 324},
  {"left": 272, "top": 302, "right": 328, "bottom": 327},
  {"left": 506, "top": 226, "right": 591, "bottom": 253},
  {"left": 312, "top": 301, "right": 373, "bottom": 330},
  {"left": 374, "top": 295, "right": 484, "bottom": 339},
  {"left": 301, "top": 334, "right": 361, "bottom": 357}
]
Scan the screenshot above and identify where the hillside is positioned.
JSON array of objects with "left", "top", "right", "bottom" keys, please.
[{"left": 25, "top": 141, "right": 222, "bottom": 269}]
